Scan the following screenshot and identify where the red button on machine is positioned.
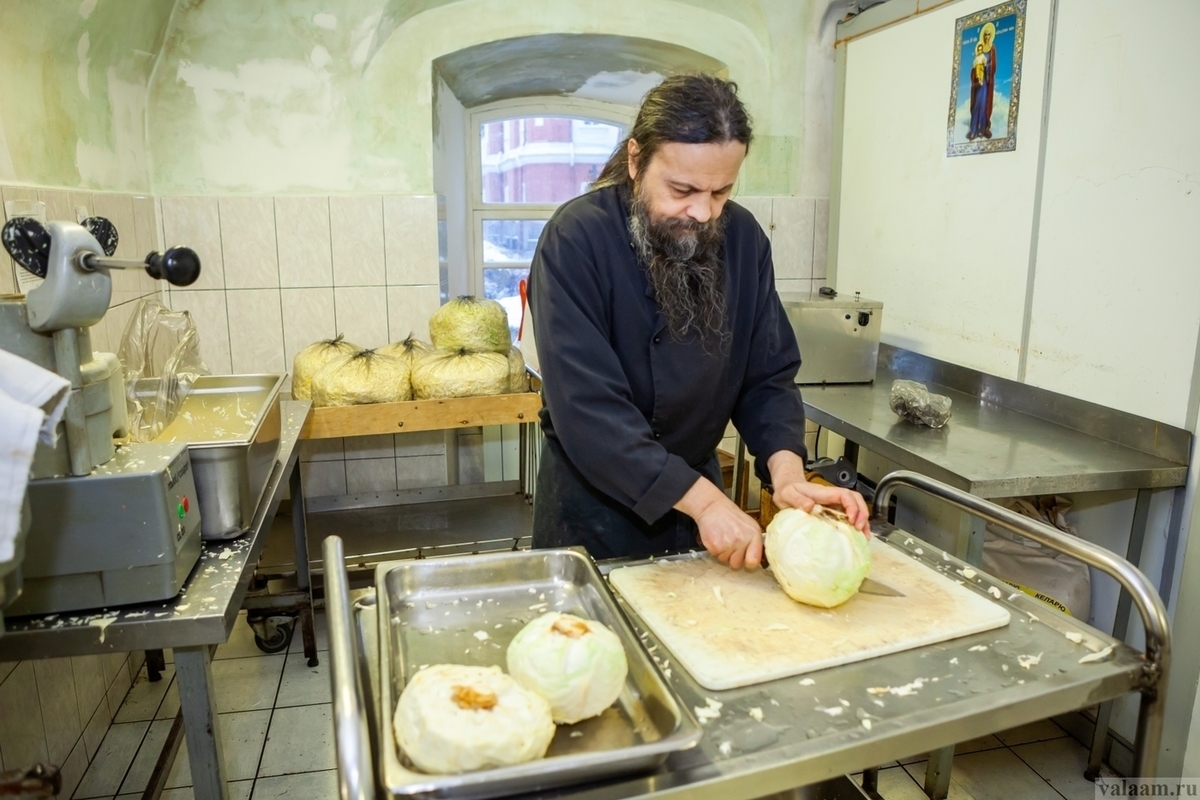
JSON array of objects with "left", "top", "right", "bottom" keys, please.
[{"left": 182, "top": 497, "right": 190, "bottom": 512}]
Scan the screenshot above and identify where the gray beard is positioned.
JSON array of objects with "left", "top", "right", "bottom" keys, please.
[{"left": 628, "top": 185, "right": 728, "bottom": 348}]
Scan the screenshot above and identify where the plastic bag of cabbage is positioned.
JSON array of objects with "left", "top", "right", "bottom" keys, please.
[
  {"left": 310, "top": 349, "right": 411, "bottom": 407},
  {"left": 379, "top": 334, "right": 431, "bottom": 368},
  {"left": 291, "top": 335, "right": 359, "bottom": 401},
  {"left": 411, "top": 349, "right": 509, "bottom": 399},
  {"left": 764, "top": 505, "right": 871, "bottom": 608},
  {"left": 429, "top": 296, "right": 511, "bottom": 353}
]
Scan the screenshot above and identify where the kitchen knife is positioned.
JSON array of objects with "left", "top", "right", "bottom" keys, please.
[{"left": 758, "top": 540, "right": 906, "bottom": 597}]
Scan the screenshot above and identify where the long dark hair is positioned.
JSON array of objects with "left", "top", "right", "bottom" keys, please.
[{"left": 593, "top": 74, "right": 753, "bottom": 190}]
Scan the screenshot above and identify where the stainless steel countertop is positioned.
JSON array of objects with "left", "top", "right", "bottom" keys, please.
[
  {"left": 348, "top": 527, "right": 1148, "bottom": 799},
  {"left": 803, "top": 366, "right": 1188, "bottom": 498},
  {"left": 0, "top": 400, "right": 312, "bottom": 661}
]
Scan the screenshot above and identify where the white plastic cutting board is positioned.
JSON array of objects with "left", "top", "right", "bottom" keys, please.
[{"left": 608, "top": 540, "right": 1011, "bottom": 691}]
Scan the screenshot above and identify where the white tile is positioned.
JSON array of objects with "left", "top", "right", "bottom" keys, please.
[
  {"left": 330, "top": 195, "right": 384, "bottom": 286},
  {"left": 394, "top": 430, "right": 445, "bottom": 457},
  {"left": 275, "top": 197, "right": 333, "bottom": 288},
  {"left": 385, "top": 284, "right": 440, "bottom": 344},
  {"left": 1012, "top": 737, "right": 1111, "bottom": 800},
  {"left": 91, "top": 192, "right": 138, "bottom": 262},
  {"left": 73, "top": 721, "right": 150, "bottom": 799},
  {"left": 72, "top": 654, "right": 109, "bottom": 739},
  {"left": 281, "top": 287, "right": 337, "bottom": 393},
  {"left": 58, "top": 736, "right": 89, "bottom": 800},
  {"left": 898, "top": 734, "right": 1005, "bottom": 765},
  {"left": 252, "top": 770, "right": 339, "bottom": 799},
  {"left": 69, "top": 191, "right": 94, "bottom": 221},
  {"left": 161, "top": 197, "right": 225, "bottom": 291},
  {"left": 813, "top": 197, "right": 829, "bottom": 281},
  {"left": 734, "top": 196, "right": 773, "bottom": 239},
  {"left": 81, "top": 695, "right": 113, "bottom": 760},
  {"left": 116, "top": 665, "right": 175, "bottom": 723},
  {"left": 33, "top": 657, "right": 83, "bottom": 764},
  {"left": 0, "top": 662, "right": 49, "bottom": 768},
  {"left": 384, "top": 195, "right": 439, "bottom": 285},
  {"left": 288, "top": 611, "right": 328, "bottom": 656},
  {"left": 258, "top": 704, "right": 335, "bottom": 777},
  {"left": 345, "top": 457, "right": 398, "bottom": 493},
  {"left": 873, "top": 765, "right": 929, "bottom": 800},
  {"left": 155, "top": 680, "right": 179, "bottom": 721},
  {"left": 227, "top": 288, "right": 286, "bottom": 374},
  {"left": 133, "top": 194, "right": 162, "bottom": 255},
  {"left": 299, "top": 438, "right": 343, "bottom": 462},
  {"left": 118, "top": 718, "right": 172, "bottom": 795},
  {"left": 277, "top": 651, "right": 332, "bottom": 708},
  {"left": 771, "top": 196, "right": 815, "bottom": 281},
  {"left": 220, "top": 196, "right": 279, "bottom": 290},
  {"left": 343, "top": 434, "right": 395, "bottom": 460},
  {"left": 775, "top": 278, "right": 813, "bottom": 298},
  {"left": 165, "top": 710, "right": 270, "bottom": 788},
  {"left": 0, "top": 661, "right": 15, "bottom": 686},
  {"left": 169, "top": 289, "right": 232, "bottom": 374},
  {"left": 950, "top": 747, "right": 1063, "bottom": 800},
  {"left": 211, "top": 655, "right": 284, "bottom": 713},
  {"left": 396, "top": 454, "right": 448, "bottom": 490},
  {"left": 127, "top": 651, "right": 146, "bottom": 683},
  {"left": 333, "top": 286, "right": 389, "bottom": 350},
  {"left": 300, "top": 460, "right": 346, "bottom": 497},
  {"left": 899, "top": 760, "right": 975, "bottom": 799},
  {"left": 38, "top": 188, "right": 74, "bottom": 224},
  {"left": 216, "top": 612, "right": 270, "bottom": 661},
  {"left": 147, "top": 781, "right": 252, "bottom": 800},
  {"left": 106, "top": 653, "right": 134, "bottom": 710},
  {"left": 995, "top": 718, "right": 1067, "bottom": 746}
]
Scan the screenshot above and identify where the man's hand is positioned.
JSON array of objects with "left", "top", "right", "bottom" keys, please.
[
  {"left": 675, "top": 477, "right": 763, "bottom": 569},
  {"left": 767, "top": 451, "right": 871, "bottom": 535}
]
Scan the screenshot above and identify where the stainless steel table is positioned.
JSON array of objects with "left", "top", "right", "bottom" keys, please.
[
  {"left": 0, "top": 400, "right": 314, "bottom": 800},
  {"left": 323, "top": 473, "right": 1168, "bottom": 800},
  {"left": 800, "top": 345, "right": 1189, "bottom": 790}
]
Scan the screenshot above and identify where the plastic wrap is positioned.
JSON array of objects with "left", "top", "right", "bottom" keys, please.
[
  {"left": 117, "top": 298, "right": 210, "bottom": 442},
  {"left": 506, "top": 346, "right": 529, "bottom": 393},
  {"left": 292, "top": 335, "right": 360, "bottom": 400},
  {"left": 888, "top": 379, "right": 952, "bottom": 428},
  {"left": 378, "top": 334, "right": 432, "bottom": 369},
  {"left": 428, "top": 296, "right": 511, "bottom": 353}
]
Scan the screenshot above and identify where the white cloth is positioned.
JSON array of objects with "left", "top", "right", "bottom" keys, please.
[{"left": 0, "top": 350, "right": 70, "bottom": 563}]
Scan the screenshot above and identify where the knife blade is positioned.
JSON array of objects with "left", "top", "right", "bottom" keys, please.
[{"left": 858, "top": 577, "right": 905, "bottom": 598}]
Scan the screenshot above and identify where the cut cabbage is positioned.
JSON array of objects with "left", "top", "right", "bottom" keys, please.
[
  {"left": 429, "top": 296, "right": 511, "bottom": 353},
  {"left": 765, "top": 506, "right": 871, "bottom": 608},
  {"left": 507, "top": 612, "right": 628, "bottom": 724},
  {"left": 411, "top": 349, "right": 509, "bottom": 399},
  {"left": 506, "top": 346, "right": 529, "bottom": 393},
  {"left": 393, "top": 664, "right": 554, "bottom": 774},
  {"left": 291, "top": 335, "right": 359, "bottom": 400},
  {"left": 379, "top": 334, "right": 431, "bottom": 369},
  {"left": 310, "top": 349, "right": 411, "bottom": 406}
]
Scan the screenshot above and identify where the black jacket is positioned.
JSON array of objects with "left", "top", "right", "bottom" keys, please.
[{"left": 529, "top": 184, "right": 807, "bottom": 526}]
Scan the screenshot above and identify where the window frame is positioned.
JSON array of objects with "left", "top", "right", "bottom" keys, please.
[{"left": 466, "top": 97, "right": 634, "bottom": 299}]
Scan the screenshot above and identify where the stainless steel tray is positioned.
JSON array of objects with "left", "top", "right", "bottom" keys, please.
[
  {"left": 149, "top": 374, "right": 283, "bottom": 540},
  {"left": 375, "top": 548, "right": 702, "bottom": 799}
]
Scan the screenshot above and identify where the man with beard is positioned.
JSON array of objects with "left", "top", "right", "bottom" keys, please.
[{"left": 528, "top": 75, "right": 868, "bottom": 569}]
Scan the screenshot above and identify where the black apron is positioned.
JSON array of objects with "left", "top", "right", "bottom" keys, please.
[{"left": 532, "top": 435, "right": 724, "bottom": 560}]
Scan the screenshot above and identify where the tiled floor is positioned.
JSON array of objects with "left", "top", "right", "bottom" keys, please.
[
  {"left": 72, "top": 611, "right": 333, "bottom": 800},
  {"left": 75, "top": 608, "right": 1114, "bottom": 800}
]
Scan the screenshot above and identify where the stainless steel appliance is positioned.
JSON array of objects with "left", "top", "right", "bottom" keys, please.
[
  {"left": 1, "top": 215, "right": 204, "bottom": 615},
  {"left": 781, "top": 289, "right": 883, "bottom": 384}
]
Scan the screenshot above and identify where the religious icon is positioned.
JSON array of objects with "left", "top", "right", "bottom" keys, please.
[{"left": 947, "top": 0, "right": 1026, "bottom": 156}]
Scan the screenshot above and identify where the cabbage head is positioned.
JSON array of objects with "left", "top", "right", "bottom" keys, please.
[
  {"left": 310, "top": 349, "right": 411, "bottom": 406},
  {"left": 411, "top": 349, "right": 508, "bottom": 399},
  {"left": 292, "top": 335, "right": 359, "bottom": 400},
  {"left": 393, "top": 664, "right": 554, "bottom": 774},
  {"left": 429, "top": 296, "right": 511, "bottom": 353},
  {"left": 765, "top": 506, "right": 871, "bottom": 608},
  {"left": 506, "top": 612, "right": 628, "bottom": 724}
]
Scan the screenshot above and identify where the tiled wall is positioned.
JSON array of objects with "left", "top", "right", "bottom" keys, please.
[
  {"left": 0, "top": 651, "right": 146, "bottom": 799},
  {"left": 737, "top": 195, "right": 831, "bottom": 295},
  {"left": 156, "top": 194, "right": 444, "bottom": 498}
]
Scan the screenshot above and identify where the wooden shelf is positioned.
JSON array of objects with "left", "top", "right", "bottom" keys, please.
[{"left": 300, "top": 392, "right": 543, "bottom": 440}]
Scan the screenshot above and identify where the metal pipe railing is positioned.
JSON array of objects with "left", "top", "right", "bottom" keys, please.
[
  {"left": 324, "top": 535, "right": 375, "bottom": 800},
  {"left": 873, "top": 470, "right": 1171, "bottom": 777}
]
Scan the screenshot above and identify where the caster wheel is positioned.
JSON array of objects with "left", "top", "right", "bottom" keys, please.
[{"left": 249, "top": 613, "right": 296, "bottom": 654}]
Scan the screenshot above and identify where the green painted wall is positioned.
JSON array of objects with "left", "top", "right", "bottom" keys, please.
[
  {"left": 148, "top": 0, "right": 816, "bottom": 195},
  {"left": 0, "top": 0, "right": 173, "bottom": 191}
]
